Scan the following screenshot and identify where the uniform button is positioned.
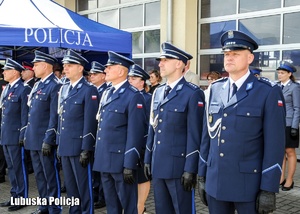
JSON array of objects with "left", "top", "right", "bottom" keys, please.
[
  {"left": 118, "top": 150, "right": 121, "bottom": 153},
  {"left": 160, "top": 108, "right": 163, "bottom": 112},
  {"left": 64, "top": 101, "right": 66, "bottom": 104},
  {"left": 223, "top": 113, "right": 227, "bottom": 117},
  {"left": 175, "top": 109, "right": 178, "bottom": 111},
  {"left": 157, "top": 141, "right": 161, "bottom": 144},
  {"left": 115, "top": 110, "right": 118, "bottom": 112},
  {"left": 220, "top": 153, "right": 224, "bottom": 157},
  {"left": 102, "top": 110, "right": 105, "bottom": 112},
  {"left": 222, "top": 126, "right": 226, "bottom": 130},
  {"left": 99, "top": 128, "right": 101, "bottom": 131},
  {"left": 28, "top": 114, "right": 30, "bottom": 116},
  {"left": 100, "top": 118, "right": 103, "bottom": 121},
  {"left": 247, "top": 112, "right": 250, "bottom": 116},
  {"left": 62, "top": 119, "right": 65, "bottom": 121},
  {"left": 28, "top": 122, "right": 30, "bottom": 125},
  {"left": 158, "top": 130, "right": 161, "bottom": 133},
  {"left": 63, "top": 110, "right": 65, "bottom": 113},
  {"left": 80, "top": 136, "right": 82, "bottom": 138},
  {"left": 159, "top": 119, "right": 162, "bottom": 123},
  {"left": 98, "top": 137, "right": 100, "bottom": 140},
  {"left": 254, "top": 169, "right": 257, "bottom": 173},
  {"left": 221, "top": 139, "right": 225, "bottom": 143},
  {"left": 181, "top": 153, "right": 184, "bottom": 156},
  {"left": 62, "top": 127, "right": 64, "bottom": 130}
]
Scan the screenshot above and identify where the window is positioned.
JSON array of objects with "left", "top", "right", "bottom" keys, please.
[
  {"left": 120, "top": 5, "right": 143, "bottom": 29},
  {"left": 201, "top": 0, "right": 236, "bottom": 18},
  {"left": 285, "top": 0, "right": 300, "bottom": 7},
  {"left": 98, "top": 10, "right": 118, "bottom": 28},
  {"left": 239, "top": 0, "right": 280, "bottom": 13},
  {"left": 200, "top": 21, "right": 235, "bottom": 49},
  {"left": 145, "top": 2, "right": 160, "bottom": 26},
  {"left": 283, "top": 12, "right": 300, "bottom": 44},
  {"left": 239, "top": 15, "right": 280, "bottom": 45},
  {"left": 283, "top": 50, "right": 300, "bottom": 79},
  {"left": 145, "top": 30, "right": 160, "bottom": 53}
]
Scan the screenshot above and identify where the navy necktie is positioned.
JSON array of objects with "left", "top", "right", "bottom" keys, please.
[
  {"left": 164, "top": 85, "right": 171, "bottom": 99},
  {"left": 68, "top": 85, "right": 73, "bottom": 95},
  {"left": 106, "top": 87, "right": 115, "bottom": 100},
  {"left": 281, "top": 85, "right": 284, "bottom": 90},
  {"left": 231, "top": 83, "right": 237, "bottom": 98}
]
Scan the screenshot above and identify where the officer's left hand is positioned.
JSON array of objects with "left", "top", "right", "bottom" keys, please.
[
  {"left": 291, "top": 128, "right": 298, "bottom": 137},
  {"left": 79, "top": 150, "right": 90, "bottom": 168},
  {"left": 19, "top": 140, "right": 25, "bottom": 147},
  {"left": 42, "top": 143, "right": 52, "bottom": 156},
  {"left": 181, "top": 172, "right": 196, "bottom": 191},
  {"left": 123, "top": 168, "right": 135, "bottom": 184},
  {"left": 256, "top": 190, "right": 276, "bottom": 214}
]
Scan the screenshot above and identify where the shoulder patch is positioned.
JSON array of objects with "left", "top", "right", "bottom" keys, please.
[
  {"left": 129, "top": 85, "right": 139, "bottom": 92},
  {"left": 157, "top": 83, "right": 166, "bottom": 89},
  {"left": 186, "top": 82, "right": 199, "bottom": 90},
  {"left": 211, "top": 77, "right": 228, "bottom": 85},
  {"left": 258, "top": 77, "right": 276, "bottom": 87},
  {"left": 53, "top": 77, "right": 62, "bottom": 84}
]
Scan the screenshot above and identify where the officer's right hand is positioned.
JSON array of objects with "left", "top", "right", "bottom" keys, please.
[
  {"left": 291, "top": 128, "right": 298, "bottom": 137},
  {"left": 198, "top": 176, "right": 208, "bottom": 206},
  {"left": 256, "top": 190, "right": 276, "bottom": 214},
  {"left": 144, "top": 163, "right": 152, "bottom": 180},
  {"left": 123, "top": 168, "right": 135, "bottom": 184},
  {"left": 42, "top": 143, "right": 52, "bottom": 156},
  {"left": 19, "top": 140, "right": 25, "bottom": 147}
]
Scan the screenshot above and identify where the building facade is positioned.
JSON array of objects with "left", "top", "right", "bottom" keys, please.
[{"left": 57, "top": 0, "right": 300, "bottom": 86}]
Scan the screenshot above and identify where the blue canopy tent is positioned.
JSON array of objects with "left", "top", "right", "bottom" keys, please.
[{"left": 0, "top": 0, "right": 132, "bottom": 67}]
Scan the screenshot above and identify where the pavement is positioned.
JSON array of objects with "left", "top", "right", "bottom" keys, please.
[{"left": 0, "top": 162, "right": 299, "bottom": 214}]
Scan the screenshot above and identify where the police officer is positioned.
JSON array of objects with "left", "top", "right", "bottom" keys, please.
[
  {"left": 0, "top": 59, "right": 31, "bottom": 211},
  {"left": 144, "top": 42, "right": 205, "bottom": 214},
  {"left": 56, "top": 49, "right": 99, "bottom": 214},
  {"left": 22, "top": 61, "right": 36, "bottom": 88},
  {"left": 88, "top": 61, "right": 107, "bottom": 209},
  {"left": 277, "top": 61, "right": 300, "bottom": 191},
  {"left": 128, "top": 64, "right": 151, "bottom": 214},
  {"left": 89, "top": 61, "right": 108, "bottom": 98},
  {"left": 93, "top": 51, "right": 147, "bottom": 214},
  {"left": 198, "top": 30, "right": 286, "bottom": 214},
  {"left": 21, "top": 61, "right": 35, "bottom": 174},
  {"left": 0, "top": 67, "right": 7, "bottom": 183},
  {"left": 250, "top": 66, "right": 262, "bottom": 78},
  {"left": 25, "top": 50, "right": 62, "bottom": 214}
]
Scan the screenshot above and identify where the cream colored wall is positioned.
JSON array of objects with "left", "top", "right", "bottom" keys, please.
[
  {"left": 55, "top": 0, "right": 76, "bottom": 11},
  {"left": 160, "top": 0, "right": 198, "bottom": 74}
]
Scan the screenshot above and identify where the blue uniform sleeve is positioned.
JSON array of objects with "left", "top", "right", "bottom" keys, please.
[
  {"left": 124, "top": 92, "right": 147, "bottom": 169},
  {"left": 43, "top": 83, "right": 61, "bottom": 145},
  {"left": 81, "top": 86, "right": 99, "bottom": 151}
]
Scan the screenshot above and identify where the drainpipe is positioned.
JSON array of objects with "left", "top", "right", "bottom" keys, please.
[{"left": 167, "top": 0, "right": 173, "bottom": 43}]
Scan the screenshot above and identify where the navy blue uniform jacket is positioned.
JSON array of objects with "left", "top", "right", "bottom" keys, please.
[
  {"left": 93, "top": 81, "right": 147, "bottom": 173},
  {"left": 198, "top": 74, "right": 286, "bottom": 202},
  {"left": 144, "top": 78, "right": 205, "bottom": 179},
  {"left": 57, "top": 78, "right": 99, "bottom": 156}
]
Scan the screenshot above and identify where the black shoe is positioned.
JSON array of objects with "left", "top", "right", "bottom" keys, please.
[
  {"left": 61, "top": 186, "right": 66, "bottom": 193},
  {"left": 8, "top": 205, "right": 26, "bottom": 211},
  {"left": 279, "top": 179, "right": 286, "bottom": 187},
  {"left": 282, "top": 181, "right": 294, "bottom": 191},
  {"left": 94, "top": 200, "right": 106, "bottom": 209},
  {"left": 31, "top": 209, "right": 49, "bottom": 214},
  {"left": 0, "top": 200, "right": 11, "bottom": 207}
]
